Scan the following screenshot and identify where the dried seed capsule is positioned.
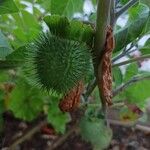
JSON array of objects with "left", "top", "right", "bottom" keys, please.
[
  {"left": 59, "top": 81, "right": 84, "bottom": 112},
  {"left": 100, "top": 26, "right": 115, "bottom": 106}
]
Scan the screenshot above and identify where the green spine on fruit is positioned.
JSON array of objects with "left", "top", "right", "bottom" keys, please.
[{"left": 24, "top": 33, "right": 91, "bottom": 94}]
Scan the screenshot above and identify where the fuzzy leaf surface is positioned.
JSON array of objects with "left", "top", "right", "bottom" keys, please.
[{"left": 8, "top": 78, "right": 44, "bottom": 121}]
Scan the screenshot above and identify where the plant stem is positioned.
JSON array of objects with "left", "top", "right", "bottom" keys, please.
[
  {"left": 113, "top": 75, "right": 150, "bottom": 97},
  {"left": 47, "top": 125, "right": 79, "bottom": 150},
  {"left": 93, "top": 0, "right": 111, "bottom": 117},
  {"left": 84, "top": 78, "right": 97, "bottom": 101},
  {"left": 94, "top": 0, "right": 111, "bottom": 56},
  {"left": 113, "top": 54, "right": 150, "bottom": 67},
  {"left": 115, "top": 0, "right": 138, "bottom": 19}
]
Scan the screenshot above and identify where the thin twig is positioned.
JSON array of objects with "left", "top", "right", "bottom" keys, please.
[
  {"left": 113, "top": 75, "right": 150, "bottom": 97},
  {"left": 83, "top": 78, "right": 97, "bottom": 101},
  {"left": 108, "top": 119, "right": 150, "bottom": 133},
  {"left": 115, "top": 0, "right": 138, "bottom": 19},
  {"left": 47, "top": 125, "right": 79, "bottom": 150},
  {"left": 9, "top": 120, "right": 47, "bottom": 150},
  {"left": 136, "top": 124, "right": 150, "bottom": 133},
  {"left": 83, "top": 74, "right": 150, "bottom": 105},
  {"left": 112, "top": 43, "right": 136, "bottom": 63},
  {"left": 108, "top": 119, "right": 136, "bottom": 127},
  {"left": 113, "top": 54, "right": 150, "bottom": 67}
]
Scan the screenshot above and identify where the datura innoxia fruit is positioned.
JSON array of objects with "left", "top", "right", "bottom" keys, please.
[{"left": 24, "top": 33, "right": 91, "bottom": 94}]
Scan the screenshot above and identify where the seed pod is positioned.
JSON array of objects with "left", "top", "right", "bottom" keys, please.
[
  {"left": 24, "top": 33, "right": 90, "bottom": 94},
  {"left": 59, "top": 81, "right": 84, "bottom": 112}
]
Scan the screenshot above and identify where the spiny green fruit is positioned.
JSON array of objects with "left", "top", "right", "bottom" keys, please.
[{"left": 24, "top": 33, "right": 91, "bottom": 94}]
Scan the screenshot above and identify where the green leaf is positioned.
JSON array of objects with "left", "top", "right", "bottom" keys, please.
[
  {"left": 0, "top": 0, "right": 19, "bottom": 14},
  {"left": 6, "top": 46, "right": 27, "bottom": 62},
  {"left": 143, "top": 16, "right": 150, "bottom": 34},
  {"left": 21, "top": 10, "right": 40, "bottom": 30},
  {"left": 128, "top": 4, "right": 149, "bottom": 39},
  {"left": 92, "top": 0, "right": 97, "bottom": 5},
  {"left": 124, "top": 63, "right": 139, "bottom": 82},
  {"left": 124, "top": 79, "right": 150, "bottom": 107},
  {"left": 113, "top": 67, "right": 123, "bottom": 86},
  {"left": 8, "top": 78, "right": 44, "bottom": 121},
  {"left": 11, "top": 10, "right": 41, "bottom": 47},
  {"left": 79, "top": 117, "right": 112, "bottom": 150},
  {"left": 0, "top": 71, "right": 9, "bottom": 82},
  {"left": 114, "top": 4, "right": 149, "bottom": 52},
  {"left": 140, "top": 38, "right": 150, "bottom": 55},
  {"left": 0, "top": 46, "right": 26, "bottom": 70},
  {"left": 119, "top": 105, "right": 141, "bottom": 121},
  {"left": 51, "top": 0, "right": 84, "bottom": 18},
  {"left": 0, "top": 31, "right": 13, "bottom": 59},
  {"left": 114, "top": 27, "right": 129, "bottom": 52},
  {"left": 47, "top": 96, "right": 70, "bottom": 134},
  {"left": 36, "top": 0, "right": 51, "bottom": 11}
]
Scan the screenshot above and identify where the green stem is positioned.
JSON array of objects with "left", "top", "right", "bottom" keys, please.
[
  {"left": 94, "top": 0, "right": 111, "bottom": 57},
  {"left": 93, "top": 0, "right": 111, "bottom": 116}
]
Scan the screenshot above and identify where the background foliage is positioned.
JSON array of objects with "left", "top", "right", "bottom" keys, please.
[{"left": 0, "top": 0, "right": 150, "bottom": 149}]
